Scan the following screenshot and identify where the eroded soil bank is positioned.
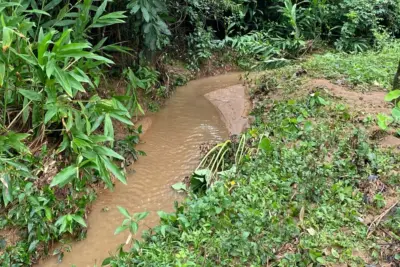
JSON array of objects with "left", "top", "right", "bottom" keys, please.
[{"left": 41, "top": 73, "right": 249, "bottom": 266}]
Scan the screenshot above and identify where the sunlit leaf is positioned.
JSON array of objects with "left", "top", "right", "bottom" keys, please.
[
  {"left": 117, "top": 206, "right": 131, "bottom": 219},
  {"left": 50, "top": 165, "right": 78, "bottom": 187}
]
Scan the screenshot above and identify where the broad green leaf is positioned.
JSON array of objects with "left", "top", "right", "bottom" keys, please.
[
  {"left": 10, "top": 48, "right": 37, "bottom": 65},
  {"left": 56, "top": 134, "right": 70, "bottom": 153},
  {"left": 44, "top": 207, "right": 52, "bottom": 221},
  {"left": 53, "top": 29, "right": 72, "bottom": 52},
  {"left": 75, "top": 68, "right": 94, "bottom": 87},
  {"left": 134, "top": 212, "right": 149, "bottom": 221},
  {"left": 46, "top": 59, "right": 56, "bottom": 78},
  {"left": 114, "top": 225, "right": 128, "bottom": 235},
  {"left": 90, "top": 135, "right": 113, "bottom": 143},
  {"left": 43, "top": 0, "right": 62, "bottom": 11},
  {"left": 104, "top": 114, "right": 114, "bottom": 140},
  {"left": 0, "top": 2, "right": 21, "bottom": 13},
  {"left": 101, "top": 156, "right": 127, "bottom": 185},
  {"left": 72, "top": 215, "right": 87, "bottom": 227},
  {"left": 96, "top": 156, "right": 114, "bottom": 189},
  {"left": 331, "top": 248, "right": 340, "bottom": 258},
  {"left": 44, "top": 107, "right": 58, "bottom": 124},
  {"left": 38, "top": 30, "right": 55, "bottom": 65},
  {"left": 54, "top": 67, "right": 72, "bottom": 96},
  {"left": 28, "top": 240, "right": 39, "bottom": 252},
  {"left": 68, "top": 73, "right": 85, "bottom": 92},
  {"left": 392, "top": 107, "right": 400, "bottom": 120},
  {"left": 160, "top": 225, "right": 167, "bottom": 237},
  {"left": 2, "top": 27, "right": 13, "bottom": 51},
  {"left": 93, "top": 0, "right": 108, "bottom": 23},
  {"left": 171, "top": 182, "right": 186, "bottom": 192},
  {"left": 23, "top": 9, "right": 50, "bottom": 16},
  {"left": 102, "top": 258, "right": 112, "bottom": 266},
  {"left": 259, "top": 137, "right": 273, "bottom": 153},
  {"left": 69, "top": 70, "right": 93, "bottom": 87},
  {"left": 91, "top": 115, "right": 105, "bottom": 133},
  {"left": 1, "top": 174, "right": 12, "bottom": 206},
  {"left": 58, "top": 43, "right": 91, "bottom": 52},
  {"left": 50, "top": 165, "right": 78, "bottom": 187},
  {"left": 91, "top": 12, "right": 126, "bottom": 28},
  {"left": 384, "top": 90, "right": 400, "bottom": 102},
  {"left": 377, "top": 113, "right": 393, "bottom": 130},
  {"left": 66, "top": 110, "right": 73, "bottom": 131},
  {"left": 109, "top": 113, "right": 133, "bottom": 125},
  {"left": 117, "top": 206, "right": 131, "bottom": 219},
  {"left": 0, "top": 63, "right": 4, "bottom": 87},
  {"left": 130, "top": 222, "right": 138, "bottom": 234},
  {"left": 141, "top": 7, "right": 150, "bottom": 22},
  {"left": 94, "top": 146, "right": 124, "bottom": 160},
  {"left": 18, "top": 89, "right": 42, "bottom": 101},
  {"left": 22, "top": 97, "right": 29, "bottom": 124},
  {"left": 129, "top": 4, "right": 140, "bottom": 14},
  {"left": 54, "top": 20, "right": 76, "bottom": 27}
]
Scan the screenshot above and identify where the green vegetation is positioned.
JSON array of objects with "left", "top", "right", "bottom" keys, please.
[
  {"left": 104, "top": 66, "right": 400, "bottom": 265},
  {"left": 103, "top": 42, "right": 400, "bottom": 265},
  {"left": 0, "top": 1, "right": 139, "bottom": 265},
  {"left": 1, "top": 0, "right": 400, "bottom": 265}
]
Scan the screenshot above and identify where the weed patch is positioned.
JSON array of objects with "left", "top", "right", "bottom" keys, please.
[{"left": 103, "top": 71, "right": 400, "bottom": 266}]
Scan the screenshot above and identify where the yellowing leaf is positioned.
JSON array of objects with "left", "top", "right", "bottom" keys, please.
[{"left": 307, "top": 227, "right": 316, "bottom": 236}]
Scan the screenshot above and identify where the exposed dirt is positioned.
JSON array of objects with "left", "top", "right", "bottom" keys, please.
[
  {"left": 305, "top": 79, "right": 400, "bottom": 150},
  {"left": 0, "top": 228, "right": 19, "bottom": 255},
  {"left": 379, "top": 135, "right": 400, "bottom": 149},
  {"left": 308, "top": 79, "right": 391, "bottom": 115},
  {"left": 204, "top": 84, "right": 251, "bottom": 135}
]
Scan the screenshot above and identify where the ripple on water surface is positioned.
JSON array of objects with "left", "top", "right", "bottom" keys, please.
[{"left": 40, "top": 73, "right": 245, "bottom": 267}]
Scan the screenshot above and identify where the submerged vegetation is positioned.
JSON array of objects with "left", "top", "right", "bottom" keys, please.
[{"left": 0, "top": 0, "right": 400, "bottom": 265}]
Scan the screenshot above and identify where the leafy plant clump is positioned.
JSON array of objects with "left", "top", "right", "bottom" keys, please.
[
  {"left": 102, "top": 72, "right": 400, "bottom": 266},
  {"left": 303, "top": 41, "right": 400, "bottom": 134},
  {"left": 0, "top": 1, "right": 142, "bottom": 264}
]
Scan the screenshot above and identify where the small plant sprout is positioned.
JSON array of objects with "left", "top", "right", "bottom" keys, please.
[{"left": 114, "top": 206, "right": 149, "bottom": 246}]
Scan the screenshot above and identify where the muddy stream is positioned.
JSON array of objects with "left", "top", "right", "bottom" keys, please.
[{"left": 41, "top": 73, "right": 249, "bottom": 266}]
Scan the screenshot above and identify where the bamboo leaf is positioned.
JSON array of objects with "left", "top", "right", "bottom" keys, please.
[
  {"left": 109, "top": 113, "right": 133, "bottom": 126},
  {"left": 54, "top": 67, "right": 72, "bottom": 96},
  {"left": 18, "top": 89, "right": 42, "bottom": 101},
  {"left": 2, "top": 27, "right": 13, "bottom": 51},
  {"left": 0, "top": 63, "right": 5, "bottom": 87},
  {"left": 94, "top": 146, "right": 124, "bottom": 160},
  {"left": 23, "top": 9, "right": 51, "bottom": 16},
  {"left": 104, "top": 114, "right": 114, "bottom": 140},
  {"left": 50, "top": 165, "right": 78, "bottom": 187},
  {"left": 38, "top": 29, "right": 56, "bottom": 65},
  {"left": 102, "top": 156, "right": 127, "bottom": 185},
  {"left": 141, "top": 7, "right": 150, "bottom": 22},
  {"left": 72, "top": 215, "right": 87, "bottom": 227}
]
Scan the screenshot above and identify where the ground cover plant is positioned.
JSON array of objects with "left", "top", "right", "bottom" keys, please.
[
  {"left": 102, "top": 62, "right": 400, "bottom": 266},
  {"left": 2, "top": 0, "right": 400, "bottom": 265},
  {"left": 0, "top": 1, "right": 142, "bottom": 265}
]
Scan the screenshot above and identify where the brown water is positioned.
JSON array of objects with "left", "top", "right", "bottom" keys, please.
[{"left": 40, "top": 73, "right": 245, "bottom": 267}]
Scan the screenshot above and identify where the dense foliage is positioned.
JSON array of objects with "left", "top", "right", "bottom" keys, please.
[
  {"left": 103, "top": 67, "right": 400, "bottom": 265},
  {"left": 1, "top": 0, "right": 400, "bottom": 265},
  {"left": 0, "top": 0, "right": 141, "bottom": 264}
]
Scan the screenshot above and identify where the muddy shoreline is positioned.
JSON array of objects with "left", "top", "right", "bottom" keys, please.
[{"left": 40, "top": 73, "right": 250, "bottom": 267}]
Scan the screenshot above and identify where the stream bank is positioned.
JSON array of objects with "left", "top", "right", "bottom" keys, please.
[{"left": 41, "top": 73, "right": 249, "bottom": 266}]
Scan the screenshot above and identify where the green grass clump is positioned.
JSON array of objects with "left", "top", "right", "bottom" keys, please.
[
  {"left": 104, "top": 90, "right": 400, "bottom": 266},
  {"left": 304, "top": 42, "right": 400, "bottom": 89}
]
